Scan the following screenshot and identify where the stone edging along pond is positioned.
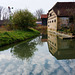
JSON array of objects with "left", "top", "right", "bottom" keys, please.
[{"left": 0, "top": 29, "right": 40, "bottom": 47}]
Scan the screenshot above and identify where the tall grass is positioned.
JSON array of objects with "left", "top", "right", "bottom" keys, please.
[
  {"left": 0, "top": 28, "right": 40, "bottom": 47},
  {"left": 35, "top": 26, "right": 47, "bottom": 34}
]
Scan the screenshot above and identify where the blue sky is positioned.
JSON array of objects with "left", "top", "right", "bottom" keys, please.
[{"left": 0, "top": 0, "right": 74, "bottom": 14}]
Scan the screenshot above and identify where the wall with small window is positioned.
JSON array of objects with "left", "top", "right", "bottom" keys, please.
[
  {"left": 47, "top": 32, "right": 58, "bottom": 54},
  {"left": 47, "top": 9, "right": 57, "bottom": 31}
]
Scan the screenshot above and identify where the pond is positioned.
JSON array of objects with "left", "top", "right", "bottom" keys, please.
[{"left": 0, "top": 33, "right": 75, "bottom": 75}]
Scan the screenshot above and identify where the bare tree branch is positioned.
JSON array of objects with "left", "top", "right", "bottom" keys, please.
[
  {"left": 0, "top": 6, "right": 3, "bottom": 20},
  {"left": 35, "top": 9, "right": 44, "bottom": 20}
]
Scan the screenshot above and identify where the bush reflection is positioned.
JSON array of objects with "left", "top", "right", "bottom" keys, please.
[{"left": 11, "top": 40, "right": 38, "bottom": 60}]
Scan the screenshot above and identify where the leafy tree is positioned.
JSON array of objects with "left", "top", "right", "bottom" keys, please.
[{"left": 11, "top": 9, "right": 37, "bottom": 30}]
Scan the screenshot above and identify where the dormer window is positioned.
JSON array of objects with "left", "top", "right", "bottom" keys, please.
[{"left": 50, "top": 13, "right": 52, "bottom": 16}]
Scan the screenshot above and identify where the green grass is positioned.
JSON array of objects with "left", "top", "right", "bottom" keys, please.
[{"left": 0, "top": 28, "right": 40, "bottom": 47}]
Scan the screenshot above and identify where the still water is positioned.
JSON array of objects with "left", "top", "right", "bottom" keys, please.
[{"left": 0, "top": 33, "right": 75, "bottom": 75}]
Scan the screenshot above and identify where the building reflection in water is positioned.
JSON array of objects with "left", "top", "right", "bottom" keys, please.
[
  {"left": 47, "top": 32, "right": 75, "bottom": 60},
  {"left": 41, "top": 34, "right": 47, "bottom": 42}
]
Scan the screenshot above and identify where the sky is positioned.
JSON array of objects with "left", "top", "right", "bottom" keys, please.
[{"left": 0, "top": 0, "right": 74, "bottom": 14}]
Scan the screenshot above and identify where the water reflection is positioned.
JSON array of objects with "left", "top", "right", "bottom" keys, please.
[
  {"left": 47, "top": 32, "right": 75, "bottom": 60},
  {"left": 41, "top": 34, "right": 47, "bottom": 42},
  {"left": 0, "top": 34, "right": 75, "bottom": 75},
  {"left": 11, "top": 40, "right": 38, "bottom": 60}
]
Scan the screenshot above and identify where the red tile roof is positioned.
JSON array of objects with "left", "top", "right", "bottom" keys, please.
[
  {"left": 41, "top": 14, "right": 47, "bottom": 18},
  {"left": 49, "top": 2, "right": 75, "bottom": 17}
]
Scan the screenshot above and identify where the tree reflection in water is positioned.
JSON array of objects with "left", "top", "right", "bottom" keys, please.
[{"left": 11, "top": 40, "right": 38, "bottom": 60}]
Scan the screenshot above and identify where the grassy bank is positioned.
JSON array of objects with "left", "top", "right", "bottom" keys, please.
[{"left": 0, "top": 28, "right": 40, "bottom": 47}]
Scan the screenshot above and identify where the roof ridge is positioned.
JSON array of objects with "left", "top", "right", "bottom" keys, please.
[{"left": 48, "top": 2, "right": 75, "bottom": 17}]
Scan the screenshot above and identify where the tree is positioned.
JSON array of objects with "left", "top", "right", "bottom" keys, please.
[
  {"left": 0, "top": 6, "right": 10, "bottom": 20},
  {"left": 0, "top": 6, "right": 3, "bottom": 20},
  {"left": 2, "top": 8, "right": 9, "bottom": 20},
  {"left": 35, "top": 9, "right": 44, "bottom": 20},
  {"left": 11, "top": 9, "right": 37, "bottom": 30}
]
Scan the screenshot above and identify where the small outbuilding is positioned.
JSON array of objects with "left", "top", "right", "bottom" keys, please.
[{"left": 41, "top": 14, "right": 47, "bottom": 26}]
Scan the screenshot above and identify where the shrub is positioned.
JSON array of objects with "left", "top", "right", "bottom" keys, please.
[
  {"left": 5, "top": 24, "right": 13, "bottom": 31},
  {"left": 10, "top": 9, "right": 37, "bottom": 30}
]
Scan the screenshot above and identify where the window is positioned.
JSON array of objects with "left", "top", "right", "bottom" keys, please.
[
  {"left": 54, "top": 19, "right": 56, "bottom": 22},
  {"left": 52, "top": 20, "right": 53, "bottom": 23},
  {"left": 50, "top": 47, "right": 53, "bottom": 50},
  {"left": 50, "top": 13, "right": 52, "bottom": 16},
  {"left": 55, "top": 43, "right": 56, "bottom": 46}
]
